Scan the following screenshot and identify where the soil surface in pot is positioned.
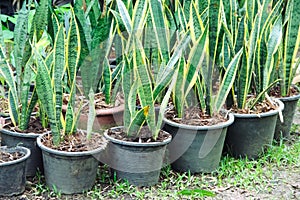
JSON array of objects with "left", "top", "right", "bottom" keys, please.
[
  {"left": 230, "top": 97, "right": 280, "bottom": 114},
  {"left": 165, "top": 106, "right": 228, "bottom": 126},
  {"left": 0, "top": 150, "right": 24, "bottom": 163},
  {"left": 3, "top": 117, "right": 49, "bottom": 134},
  {"left": 269, "top": 85, "right": 299, "bottom": 98},
  {"left": 40, "top": 131, "right": 107, "bottom": 152},
  {"left": 0, "top": 96, "right": 9, "bottom": 116},
  {"left": 107, "top": 126, "right": 170, "bottom": 143},
  {"left": 63, "top": 92, "right": 123, "bottom": 114}
]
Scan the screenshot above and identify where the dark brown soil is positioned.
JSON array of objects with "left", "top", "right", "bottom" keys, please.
[
  {"left": 40, "top": 131, "right": 107, "bottom": 152},
  {"left": 269, "top": 85, "right": 299, "bottom": 98},
  {"left": 231, "top": 98, "right": 280, "bottom": 114},
  {"left": 165, "top": 106, "right": 228, "bottom": 126},
  {"left": 63, "top": 92, "right": 123, "bottom": 114},
  {"left": 107, "top": 126, "right": 171, "bottom": 143},
  {"left": 4, "top": 117, "right": 49, "bottom": 134},
  {"left": 0, "top": 150, "right": 24, "bottom": 163}
]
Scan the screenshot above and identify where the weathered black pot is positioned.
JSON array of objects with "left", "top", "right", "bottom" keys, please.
[
  {"left": 0, "top": 146, "right": 31, "bottom": 197},
  {"left": 274, "top": 93, "right": 300, "bottom": 140},
  {"left": 103, "top": 127, "right": 172, "bottom": 186},
  {"left": 225, "top": 99, "right": 284, "bottom": 159},
  {"left": 37, "top": 132, "right": 106, "bottom": 194},
  {"left": 163, "top": 113, "right": 234, "bottom": 173},
  {"left": 0, "top": 128, "right": 44, "bottom": 177}
]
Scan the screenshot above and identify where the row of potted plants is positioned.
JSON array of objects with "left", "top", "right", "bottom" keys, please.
[{"left": 0, "top": 0, "right": 299, "bottom": 196}]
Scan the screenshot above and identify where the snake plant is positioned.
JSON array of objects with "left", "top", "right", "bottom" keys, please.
[
  {"left": 0, "top": 0, "right": 49, "bottom": 130},
  {"left": 215, "top": 0, "right": 283, "bottom": 110},
  {"left": 277, "top": 0, "right": 300, "bottom": 97},
  {"left": 34, "top": 8, "right": 82, "bottom": 146},
  {"left": 74, "top": 0, "right": 119, "bottom": 105},
  {"left": 114, "top": 0, "right": 190, "bottom": 139},
  {"left": 168, "top": 0, "right": 243, "bottom": 118}
]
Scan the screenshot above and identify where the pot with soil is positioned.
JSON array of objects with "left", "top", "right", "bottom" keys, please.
[
  {"left": 163, "top": 108, "right": 234, "bottom": 173},
  {"left": 270, "top": 86, "right": 300, "bottom": 140},
  {"left": 0, "top": 146, "right": 31, "bottom": 197},
  {"left": 0, "top": 117, "right": 48, "bottom": 177},
  {"left": 224, "top": 98, "right": 284, "bottom": 159},
  {"left": 102, "top": 126, "right": 172, "bottom": 186},
  {"left": 63, "top": 93, "right": 124, "bottom": 132},
  {"left": 37, "top": 131, "right": 107, "bottom": 194},
  {"left": 34, "top": 20, "right": 109, "bottom": 194}
]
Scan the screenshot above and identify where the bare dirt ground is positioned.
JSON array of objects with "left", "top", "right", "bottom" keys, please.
[{"left": 210, "top": 167, "right": 300, "bottom": 200}]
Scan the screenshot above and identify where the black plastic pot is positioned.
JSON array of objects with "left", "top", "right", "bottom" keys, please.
[
  {"left": 37, "top": 132, "right": 106, "bottom": 194},
  {"left": 0, "top": 146, "right": 31, "bottom": 197},
  {"left": 225, "top": 99, "right": 284, "bottom": 159},
  {"left": 274, "top": 93, "right": 300, "bottom": 140},
  {"left": 163, "top": 112, "right": 234, "bottom": 173},
  {"left": 0, "top": 128, "right": 45, "bottom": 177},
  {"left": 102, "top": 127, "right": 172, "bottom": 186}
]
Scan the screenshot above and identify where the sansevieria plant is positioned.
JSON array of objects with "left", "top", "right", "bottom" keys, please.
[
  {"left": 0, "top": 0, "right": 50, "bottom": 130},
  {"left": 74, "top": 0, "right": 114, "bottom": 100},
  {"left": 223, "top": 0, "right": 284, "bottom": 110},
  {"left": 102, "top": 0, "right": 190, "bottom": 186},
  {"left": 34, "top": 8, "right": 83, "bottom": 146},
  {"left": 169, "top": 0, "right": 243, "bottom": 118},
  {"left": 113, "top": 0, "right": 190, "bottom": 139},
  {"left": 223, "top": 0, "right": 286, "bottom": 159},
  {"left": 276, "top": 0, "right": 300, "bottom": 97},
  {"left": 34, "top": 9, "right": 107, "bottom": 194}
]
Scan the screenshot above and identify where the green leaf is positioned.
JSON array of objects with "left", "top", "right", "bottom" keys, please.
[
  {"left": 185, "top": 26, "right": 208, "bottom": 98},
  {"left": 263, "top": 17, "right": 282, "bottom": 91},
  {"left": 132, "top": 0, "right": 148, "bottom": 33},
  {"left": 67, "top": 9, "right": 81, "bottom": 87},
  {"left": 178, "top": 189, "right": 215, "bottom": 197},
  {"left": 122, "top": 59, "right": 133, "bottom": 131},
  {"left": 135, "top": 44, "right": 155, "bottom": 133},
  {"left": 153, "top": 33, "right": 191, "bottom": 100},
  {"left": 35, "top": 53, "right": 60, "bottom": 145},
  {"left": 214, "top": 48, "right": 243, "bottom": 112},
  {"left": 0, "top": 48, "right": 18, "bottom": 125},
  {"left": 282, "top": 0, "right": 300, "bottom": 96},
  {"left": 103, "top": 58, "right": 112, "bottom": 104},
  {"left": 31, "top": 0, "right": 49, "bottom": 41},
  {"left": 149, "top": 0, "right": 170, "bottom": 60},
  {"left": 91, "top": 17, "right": 110, "bottom": 50},
  {"left": 116, "top": 0, "right": 132, "bottom": 33},
  {"left": 7, "top": 91, "right": 19, "bottom": 126},
  {"left": 155, "top": 66, "right": 179, "bottom": 139},
  {"left": 87, "top": 89, "right": 96, "bottom": 139},
  {"left": 174, "top": 59, "right": 185, "bottom": 118},
  {"left": 20, "top": 57, "right": 36, "bottom": 130},
  {"left": 128, "top": 81, "right": 138, "bottom": 118},
  {"left": 64, "top": 102, "right": 75, "bottom": 135},
  {"left": 21, "top": 0, "right": 49, "bottom": 78},
  {"left": 195, "top": 76, "right": 206, "bottom": 112},
  {"left": 127, "top": 106, "right": 147, "bottom": 137},
  {"left": 74, "top": 0, "right": 92, "bottom": 50},
  {"left": 209, "top": 0, "right": 221, "bottom": 62},
  {"left": 237, "top": 14, "right": 259, "bottom": 109},
  {"left": 190, "top": 1, "right": 204, "bottom": 42},
  {"left": 249, "top": 79, "right": 280, "bottom": 109},
  {"left": 53, "top": 24, "right": 65, "bottom": 127},
  {"left": 13, "top": 2, "right": 29, "bottom": 80},
  {"left": 176, "top": 1, "right": 188, "bottom": 31}
]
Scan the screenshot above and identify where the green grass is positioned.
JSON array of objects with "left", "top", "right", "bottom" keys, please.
[
  {"left": 26, "top": 101, "right": 300, "bottom": 199},
  {"left": 28, "top": 131, "right": 300, "bottom": 199}
]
